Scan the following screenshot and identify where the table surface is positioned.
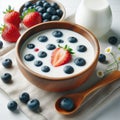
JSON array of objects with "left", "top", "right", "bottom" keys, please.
[{"left": 0, "top": 0, "right": 120, "bottom": 120}]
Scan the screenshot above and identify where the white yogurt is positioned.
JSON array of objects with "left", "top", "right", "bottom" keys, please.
[{"left": 20, "top": 29, "right": 95, "bottom": 79}]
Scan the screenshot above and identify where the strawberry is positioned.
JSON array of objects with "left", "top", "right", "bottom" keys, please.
[
  {"left": 22, "top": 9, "right": 42, "bottom": 28},
  {"left": 51, "top": 45, "right": 74, "bottom": 67},
  {"left": 3, "top": 6, "right": 21, "bottom": 29},
  {"left": 0, "top": 23, "right": 21, "bottom": 42}
]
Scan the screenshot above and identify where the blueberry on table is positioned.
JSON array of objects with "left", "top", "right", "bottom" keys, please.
[
  {"left": 108, "top": 36, "right": 118, "bottom": 45},
  {"left": 1, "top": 73, "right": 12, "bottom": 83},
  {"left": 52, "top": 30, "right": 63, "bottom": 37},
  {"left": 27, "top": 99, "right": 40, "bottom": 111},
  {"left": 7, "top": 100, "right": 18, "bottom": 112},
  {"left": 19, "top": 92, "right": 30, "bottom": 104},
  {"left": 46, "top": 44, "right": 56, "bottom": 50},
  {"left": 63, "top": 65, "right": 74, "bottom": 74},
  {"left": 27, "top": 43, "right": 35, "bottom": 49},
  {"left": 34, "top": 60, "right": 43, "bottom": 67},
  {"left": 59, "top": 97, "right": 75, "bottom": 111},
  {"left": 77, "top": 45, "right": 87, "bottom": 52},
  {"left": 0, "top": 40, "right": 3, "bottom": 49},
  {"left": 41, "top": 65, "right": 50, "bottom": 72},
  {"left": 74, "top": 57, "right": 86, "bottom": 66},
  {"left": 38, "top": 35, "right": 48, "bottom": 42},
  {"left": 38, "top": 51, "right": 47, "bottom": 58},
  {"left": 2, "top": 58, "right": 12, "bottom": 68},
  {"left": 56, "top": 39, "right": 64, "bottom": 43},
  {"left": 98, "top": 54, "right": 106, "bottom": 63},
  {"left": 24, "top": 54, "right": 35, "bottom": 61},
  {"left": 68, "top": 37, "right": 78, "bottom": 43}
]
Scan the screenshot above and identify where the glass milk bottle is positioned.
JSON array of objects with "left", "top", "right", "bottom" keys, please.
[{"left": 75, "top": 0, "right": 112, "bottom": 38}]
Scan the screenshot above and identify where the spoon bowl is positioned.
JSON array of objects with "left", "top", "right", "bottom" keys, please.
[{"left": 55, "top": 70, "right": 120, "bottom": 115}]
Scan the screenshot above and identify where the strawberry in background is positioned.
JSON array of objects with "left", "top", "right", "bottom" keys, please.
[{"left": 3, "top": 6, "right": 21, "bottom": 29}]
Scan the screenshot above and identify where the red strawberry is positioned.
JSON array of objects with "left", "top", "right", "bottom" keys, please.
[
  {"left": 0, "top": 23, "right": 21, "bottom": 42},
  {"left": 22, "top": 9, "right": 42, "bottom": 28},
  {"left": 3, "top": 6, "right": 21, "bottom": 29},
  {"left": 51, "top": 45, "right": 74, "bottom": 67}
]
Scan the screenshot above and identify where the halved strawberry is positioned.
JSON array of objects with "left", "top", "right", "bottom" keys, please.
[
  {"left": 0, "top": 23, "right": 21, "bottom": 42},
  {"left": 22, "top": 9, "right": 42, "bottom": 28},
  {"left": 3, "top": 6, "right": 21, "bottom": 29},
  {"left": 51, "top": 45, "right": 74, "bottom": 67}
]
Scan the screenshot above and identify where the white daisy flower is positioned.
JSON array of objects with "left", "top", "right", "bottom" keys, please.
[
  {"left": 96, "top": 70, "right": 104, "bottom": 78},
  {"left": 105, "top": 46, "right": 112, "bottom": 54},
  {"left": 116, "top": 55, "right": 120, "bottom": 62}
]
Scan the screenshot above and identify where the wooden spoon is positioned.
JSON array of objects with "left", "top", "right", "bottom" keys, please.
[{"left": 55, "top": 70, "right": 120, "bottom": 115}]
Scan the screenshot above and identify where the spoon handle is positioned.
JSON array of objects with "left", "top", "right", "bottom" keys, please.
[{"left": 83, "top": 70, "right": 120, "bottom": 97}]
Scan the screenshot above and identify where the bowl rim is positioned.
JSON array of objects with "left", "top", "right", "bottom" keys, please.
[
  {"left": 16, "top": 21, "right": 100, "bottom": 81},
  {"left": 19, "top": 0, "right": 66, "bottom": 21}
]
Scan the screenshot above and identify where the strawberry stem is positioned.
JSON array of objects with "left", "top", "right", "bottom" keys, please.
[{"left": 3, "top": 5, "right": 14, "bottom": 14}]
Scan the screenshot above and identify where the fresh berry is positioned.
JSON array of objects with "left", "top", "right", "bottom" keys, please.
[
  {"left": 27, "top": 99, "right": 40, "bottom": 111},
  {"left": 24, "top": 1, "right": 33, "bottom": 8},
  {"left": 59, "top": 97, "right": 75, "bottom": 111},
  {"left": 0, "top": 40, "right": 3, "bottom": 49},
  {"left": 19, "top": 92, "right": 30, "bottom": 104},
  {"left": 63, "top": 65, "right": 74, "bottom": 74},
  {"left": 1, "top": 73, "right": 12, "bottom": 83},
  {"left": 43, "top": 2, "right": 51, "bottom": 8},
  {"left": 38, "top": 51, "right": 47, "bottom": 58},
  {"left": 24, "top": 54, "right": 35, "bottom": 61},
  {"left": 56, "top": 39, "right": 64, "bottom": 43},
  {"left": 56, "top": 9, "right": 63, "bottom": 17},
  {"left": 68, "top": 36, "right": 78, "bottom": 43},
  {"left": 38, "top": 35, "right": 48, "bottom": 42},
  {"left": 7, "top": 100, "right": 18, "bottom": 112},
  {"left": 46, "top": 44, "right": 56, "bottom": 50},
  {"left": 2, "top": 58, "right": 12, "bottom": 68},
  {"left": 52, "top": 30, "right": 63, "bottom": 37},
  {"left": 3, "top": 6, "right": 21, "bottom": 29},
  {"left": 98, "top": 54, "right": 106, "bottom": 63},
  {"left": 51, "top": 45, "right": 74, "bottom": 67},
  {"left": 42, "top": 12, "right": 51, "bottom": 20},
  {"left": 74, "top": 57, "right": 86, "bottom": 66},
  {"left": 0, "top": 24, "right": 21, "bottom": 42},
  {"left": 41, "top": 65, "right": 50, "bottom": 72},
  {"left": 22, "top": 9, "right": 42, "bottom": 28},
  {"left": 51, "top": 15, "right": 60, "bottom": 21},
  {"left": 51, "top": 2, "right": 59, "bottom": 10},
  {"left": 77, "top": 45, "right": 87, "bottom": 52},
  {"left": 47, "top": 7, "right": 56, "bottom": 15},
  {"left": 27, "top": 43, "right": 35, "bottom": 49},
  {"left": 108, "top": 36, "right": 118, "bottom": 45},
  {"left": 34, "top": 60, "right": 43, "bottom": 67}
]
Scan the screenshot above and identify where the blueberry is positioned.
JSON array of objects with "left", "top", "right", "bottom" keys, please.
[
  {"left": 42, "top": 12, "right": 51, "bottom": 20},
  {"left": 19, "top": 92, "right": 30, "bottom": 104},
  {"left": 41, "top": 65, "right": 50, "bottom": 72},
  {"left": 0, "top": 40, "right": 3, "bottom": 49},
  {"left": 56, "top": 9, "right": 63, "bottom": 17},
  {"left": 27, "top": 99, "right": 40, "bottom": 111},
  {"left": 68, "top": 37, "right": 78, "bottom": 43},
  {"left": 37, "top": 6, "right": 46, "bottom": 13},
  {"left": 2, "top": 58, "right": 12, "bottom": 68},
  {"left": 35, "top": 1, "right": 43, "bottom": 6},
  {"left": 27, "top": 43, "right": 35, "bottom": 49},
  {"left": 43, "top": 2, "right": 51, "bottom": 8},
  {"left": 38, "top": 35, "right": 48, "bottom": 42},
  {"left": 34, "top": 60, "right": 43, "bottom": 67},
  {"left": 24, "top": 54, "right": 35, "bottom": 61},
  {"left": 77, "top": 45, "right": 87, "bottom": 52},
  {"left": 108, "top": 36, "right": 118, "bottom": 45},
  {"left": 63, "top": 65, "right": 74, "bottom": 74},
  {"left": 43, "top": 19, "right": 49, "bottom": 22},
  {"left": 47, "top": 7, "right": 56, "bottom": 15},
  {"left": 56, "top": 39, "right": 64, "bottom": 43},
  {"left": 51, "top": 15, "right": 60, "bottom": 21},
  {"left": 52, "top": 30, "right": 63, "bottom": 37},
  {"left": 1, "top": 73, "right": 12, "bottom": 83},
  {"left": 51, "top": 2, "right": 59, "bottom": 10},
  {"left": 59, "top": 97, "right": 75, "bottom": 111},
  {"left": 24, "top": 1, "right": 33, "bottom": 8},
  {"left": 46, "top": 44, "right": 56, "bottom": 50},
  {"left": 74, "top": 57, "right": 86, "bottom": 66},
  {"left": 38, "top": 51, "right": 47, "bottom": 58},
  {"left": 98, "top": 54, "right": 106, "bottom": 63},
  {"left": 7, "top": 100, "right": 18, "bottom": 112}
]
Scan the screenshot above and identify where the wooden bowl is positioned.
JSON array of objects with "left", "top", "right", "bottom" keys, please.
[
  {"left": 16, "top": 21, "right": 100, "bottom": 92},
  {"left": 19, "top": 0, "right": 66, "bottom": 22}
]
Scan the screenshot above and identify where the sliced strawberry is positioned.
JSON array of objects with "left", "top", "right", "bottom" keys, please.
[
  {"left": 0, "top": 23, "right": 21, "bottom": 42},
  {"left": 22, "top": 9, "right": 42, "bottom": 28},
  {"left": 3, "top": 6, "right": 21, "bottom": 29},
  {"left": 51, "top": 45, "right": 74, "bottom": 67}
]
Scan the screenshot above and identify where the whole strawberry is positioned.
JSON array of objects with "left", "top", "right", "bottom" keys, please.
[
  {"left": 0, "top": 23, "right": 21, "bottom": 42},
  {"left": 22, "top": 9, "right": 42, "bottom": 28},
  {"left": 3, "top": 6, "right": 21, "bottom": 29}
]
